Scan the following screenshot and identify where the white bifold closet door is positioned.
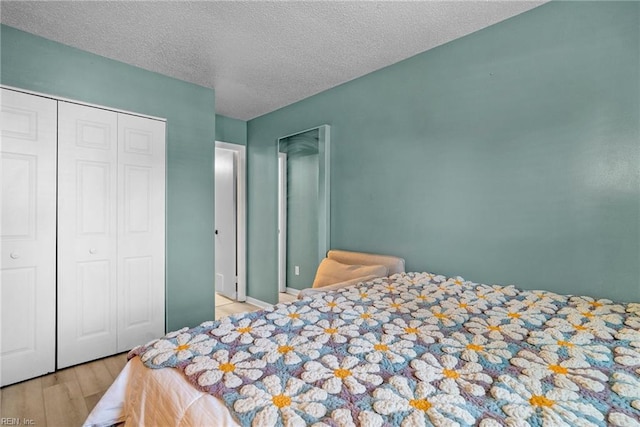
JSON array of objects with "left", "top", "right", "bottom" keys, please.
[
  {"left": 1, "top": 89, "right": 57, "bottom": 386},
  {"left": 57, "top": 102, "right": 165, "bottom": 368}
]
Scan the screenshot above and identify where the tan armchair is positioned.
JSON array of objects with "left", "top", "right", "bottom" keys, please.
[{"left": 298, "top": 249, "right": 405, "bottom": 299}]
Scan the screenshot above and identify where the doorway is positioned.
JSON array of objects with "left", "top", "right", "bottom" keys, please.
[{"left": 214, "top": 141, "right": 246, "bottom": 302}]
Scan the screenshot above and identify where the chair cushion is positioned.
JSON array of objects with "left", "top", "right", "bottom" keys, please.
[{"left": 312, "top": 258, "right": 388, "bottom": 288}]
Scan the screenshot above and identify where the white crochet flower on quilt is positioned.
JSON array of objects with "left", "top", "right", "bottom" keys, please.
[
  {"left": 210, "top": 318, "right": 275, "bottom": 345},
  {"left": 465, "top": 316, "right": 528, "bottom": 341},
  {"left": 348, "top": 333, "right": 416, "bottom": 364},
  {"left": 517, "top": 294, "right": 560, "bottom": 314},
  {"left": 441, "top": 295, "right": 489, "bottom": 314},
  {"left": 625, "top": 315, "right": 640, "bottom": 330},
  {"left": 140, "top": 332, "right": 217, "bottom": 365},
  {"left": 413, "top": 305, "right": 469, "bottom": 327},
  {"left": 382, "top": 318, "right": 443, "bottom": 344},
  {"left": 610, "top": 372, "right": 640, "bottom": 420},
  {"left": 185, "top": 350, "right": 265, "bottom": 388},
  {"left": 309, "top": 294, "right": 354, "bottom": 314},
  {"left": 301, "top": 318, "right": 359, "bottom": 344},
  {"left": 340, "top": 306, "right": 390, "bottom": 327},
  {"left": 373, "top": 296, "right": 419, "bottom": 314},
  {"left": 472, "top": 285, "right": 509, "bottom": 305},
  {"left": 491, "top": 374, "right": 604, "bottom": 427},
  {"left": 558, "top": 305, "right": 623, "bottom": 329},
  {"left": 342, "top": 286, "right": 383, "bottom": 303},
  {"left": 373, "top": 376, "right": 475, "bottom": 427},
  {"left": 440, "top": 332, "right": 512, "bottom": 364},
  {"left": 411, "top": 353, "right": 492, "bottom": 396},
  {"left": 311, "top": 408, "right": 383, "bottom": 427},
  {"left": 568, "top": 296, "right": 626, "bottom": 314},
  {"left": 301, "top": 354, "right": 383, "bottom": 394},
  {"left": 249, "top": 333, "right": 321, "bottom": 365},
  {"left": 614, "top": 339, "right": 640, "bottom": 373},
  {"left": 234, "top": 375, "right": 328, "bottom": 427},
  {"left": 400, "top": 287, "right": 443, "bottom": 305},
  {"left": 510, "top": 350, "right": 607, "bottom": 392},
  {"left": 485, "top": 304, "right": 547, "bottom": 327},
  {"left": 527, "top": 329, "right": 611, "bottom": 362},
  {"left": 266, "top": 305, "right": 320, "bottom": 328},
  {"left": 608, "top": 411, "right": 640, "bottom": 427},
  {"left": 544, "top": 316, "right": 616, "bottom": 340},
  {"left": 370, "top": 281, "right": 410, "bottom": 295}
]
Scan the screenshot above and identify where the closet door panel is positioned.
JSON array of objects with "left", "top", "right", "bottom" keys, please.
[
  {"left": 117, "top": 114, "right": 165, "bottom": 351},
  {"left": 0, "top": 89, "right": 57, "bottom": 386},
  {"left": 58, "top": 102, "right": 118, "bottom": 368}
]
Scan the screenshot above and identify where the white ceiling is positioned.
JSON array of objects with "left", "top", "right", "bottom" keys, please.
[{"left": 1, "top": 1, "right": 545, "bottom": 120}]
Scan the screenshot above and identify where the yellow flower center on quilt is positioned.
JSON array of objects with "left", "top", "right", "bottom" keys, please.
[
  {"left": 417, "top": 295, "right": 428, "bottom": 301},
  {"left": 443, "top": 369, "right": 460, "bottom": 379},
  {"left": 219, "top": 363, "right": 235, "bottom": 373},
  {"left": 557, "top": 340, "right": 574, "bottom": 348},
  {"left": 374, "top": 343, "right": 389, "bottom": 351},
  {"left": 360, "top": 313, "right": 372, "bottom": 319},
  {"left": 391, "top": 303, "right": 402, "bottom": 309},
  {"left": 590, "top": 301, "right": 603, "bottom": 308},
  {"left": 327, "top": 302, "right": 338, "bottom": 307},
  {"left": 278, "top": 345, "right": 294, "bottom": 354},
  {"left": 508, "top": 312, "right": 521, "bottom": 319},
  {"left": 459, "top": 303, "right": 468, "bottom": 309},
  {"left": 467, "top": 344, "right": 483, "bottom": 351},
  {"left": 434, "top": 313, "right": 447, "bottom": 320},
  {"left": 582, "top": 311, "right": 594, "bottom": 318},
  {"left": 360, "top": 293, "right": 368, "bottom": 299},
  {"left": 386, "top": 286, "right": 395, "bottom": 292},
  {"left": 529, "top": 395, "right": 555, "bottom": 408},
  {"left": 334, "top": 368, "right": 351, "bottom": 379},
  {"left": 288, "top": 313, "right": 300, "bottom": 319},
  {"left": 478, "top": 295, "right": 487, "bottom": 300},
  {"left": 237, "top": 327, "right": 252, "bottom": 334},
  {"left": 409, "top": 399, "right": 432, "bottom": 411},
  {"left": 272, "top": 394, "right": 291, "bottom": 408},
  {"left": 175, "top": 344, "right": 190, "bottom": 351},
  {"left": 324, "top": 328, "right": 338, "bottom": 334},
  {"left": 549, "top": 364, "right": 568, "bottom": 375},
  {"left": 453, "top": 280, "right": 463, "bottom": 286},
  {"left": 405, "top": 327, "right": 419, "bottom": 334},
  {"left": 488, "top": 326, "right": 501, "bottom": 331}
]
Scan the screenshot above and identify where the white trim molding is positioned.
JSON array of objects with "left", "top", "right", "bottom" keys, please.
[
  {"left": 245, "top": 296, "right": 273, "bottom": 310},
  {"left": 285, "top": 288, "right": 300, "bottom": 296}
]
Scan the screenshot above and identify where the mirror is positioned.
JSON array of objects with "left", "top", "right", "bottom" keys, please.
[{"left": 278, "top": 125, "right": 330, "bottom": 292}]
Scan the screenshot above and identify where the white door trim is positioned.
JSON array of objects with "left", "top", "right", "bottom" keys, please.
[
  {"left": 278, "top": 153, "right": 288, "bottom": 293},
  {"left": 215, "top": 141, "right": 246, "bottom": 302}
]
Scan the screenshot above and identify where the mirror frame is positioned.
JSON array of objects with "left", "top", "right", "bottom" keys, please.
[{"left": 277, "top": 124, "right": 330, "bottom": 265}]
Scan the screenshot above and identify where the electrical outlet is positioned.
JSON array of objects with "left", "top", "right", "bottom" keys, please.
[{"left": 295, "top": 266, "right": 300, "bottom": 276}]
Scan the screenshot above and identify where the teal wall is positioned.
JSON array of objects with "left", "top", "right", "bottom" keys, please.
[
  {"left": 1, "top": 25, "right": 217, "bottom": 330},
  {"left": 247, "top": 1, "right": 640, "bottom": 304},
  {"left": 281, "top": 131, "right": 320, "bottom": 290},
  {"left": 216, "top": 114, "right": 247, "bottom": 145}
]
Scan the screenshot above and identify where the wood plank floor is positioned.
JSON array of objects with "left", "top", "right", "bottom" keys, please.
[
  {"left": 1, "top": 293, "right": 298, "bottom": 426},
  {"left": 0, "top": 352, "right": 128, "bottom": 427}
]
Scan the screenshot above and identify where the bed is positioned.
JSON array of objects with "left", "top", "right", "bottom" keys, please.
[{"left": 84, "top": 272, "right": 640, "bottom": 426}]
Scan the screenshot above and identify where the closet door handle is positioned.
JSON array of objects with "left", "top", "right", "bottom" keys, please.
[
  {"left": 89, "top": 248, "right": 97, "bottom": 254},
  {"left": 10, "top": 252, "right": 20, "bottom": 259}
]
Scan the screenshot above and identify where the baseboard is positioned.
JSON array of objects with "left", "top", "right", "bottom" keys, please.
[
  {"left": 245, "top": 296, "right": 273, "bottom": 310},
  {"left": 285, "top": 288, "right": 300, "bottom": 296}
]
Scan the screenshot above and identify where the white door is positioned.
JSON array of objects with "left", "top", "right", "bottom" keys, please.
[
  {"left": 116, "top": 113, "right": 165, "bottom": 352},
  {"left": 1, "top": 89, "right": 57, "bottom": 386},
  {"left": 57, "top": 102, "right": 118, "bottom": 368},
  {"left": 215, "top": 148, "right": 237, "bottom": 300}
]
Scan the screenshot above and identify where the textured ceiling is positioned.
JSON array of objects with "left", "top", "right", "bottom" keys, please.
[{"left": 1, "top": 1, "right": 545, "bottom": 120}]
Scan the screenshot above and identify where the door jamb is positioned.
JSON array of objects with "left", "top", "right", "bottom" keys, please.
[
  {"left": 278, "top": 152, "right": 287, "bottom": 293},
  {"left": 215, "top": 141, "right": 246, "bottom": 302}
]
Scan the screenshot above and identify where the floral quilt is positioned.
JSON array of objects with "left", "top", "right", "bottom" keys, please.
[{"left": 130, "top": 273, "right": 640, "bottom": 427}]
